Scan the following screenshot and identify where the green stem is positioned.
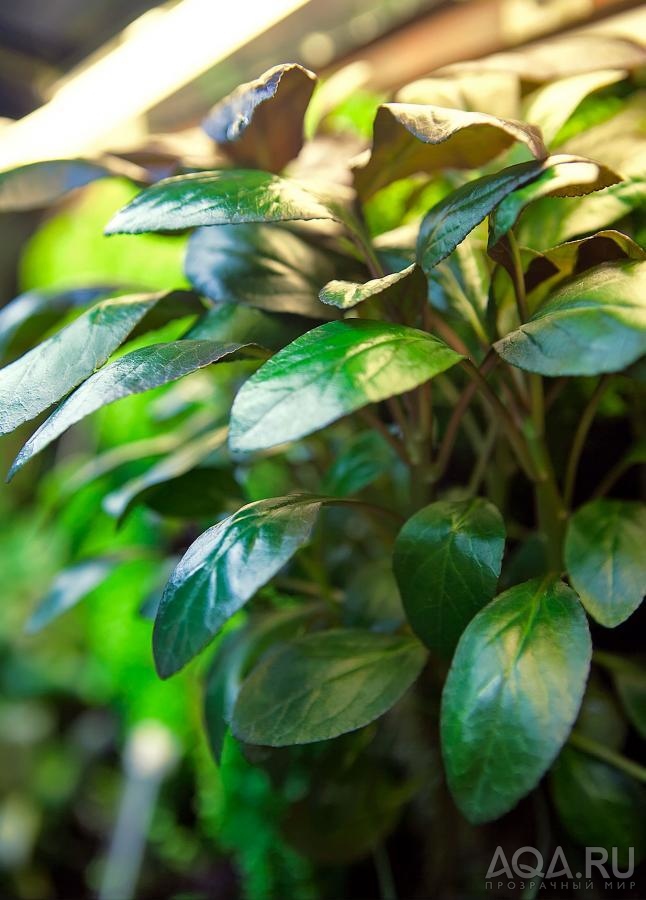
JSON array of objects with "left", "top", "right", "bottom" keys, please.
[
  {"left": 563, "top": 375, "right": 611, "bottom": 509},
  {"left": 507, "top": 232, "right": 529, "bottom": 323},
  {"left": 344, "top": 218, "right": 384, "bottom": 278},
  {"left": 373, "top": 844, "right": 397, "bottom": 900},
  {"left": 359, "top": 408, "right": 410, "bottom": 467},
  {"left": 569, "top": 731, "right": 646, "bottom": 783}
]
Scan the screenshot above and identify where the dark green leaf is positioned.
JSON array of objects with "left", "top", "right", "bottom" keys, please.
[
  {"left": 488, "top": 155, "right": 620, "bottom": 250},
  {"left": 323, "top": 430, "right": 397, "bottom": 497},
  {"left": 186, "top": 302, "right": 304, "bottom": 349},
  {"left": 0, "top": 292, "right": 172, "bottom": 435},
  {"left": 0, "top": 286, "right": 119, "bottom": 359},
  {"left": 550, "top": 748, "right": 646, "bottom": 864},
  {"left": 204, "top": 605, "right": 318, "bottom": 762},
  {"left": 231, "top": 628, "right": 427, "bottom": 745},
  {"left": 137, "top": 468, "right": 239, "bottom": 519},
  {"left": 185, "top": 223, "right": 342, "bottom": 318},
  {"left": 319, "top": 264, "right": 427, "bottom": 311},
  {"left": 595, "top": 654, "right": 646, "bottom": 739},
  {"left": 441, "top": 577, "right": 591, "bottom": 823},
  {"left": 202, "top": 64, "right": 317, "bottom": 172},
  {"left": 354, "top": 103, "right": 546, "bottom": 199},
  {"left": 575, "top": 676, "right": 627, "bottom": 751},
  {"left": 494, "top": 261, "right": 646, "bottom": 376},
  {"left": 417, "top": 161, "right": 543, "bottom": 272},
  {"left": 0, "top": 157, "right": 145, "bottom": 211},
  {"left": 9, "top": 340, "right": 261, "bottom": 478},
  {"left": 229, "top": 320, "right": 462, "bottom": 453},
  {"left": 105, "top": 169, "right": 341, "bottom": 234},
  {"left": 344, "top": 558, "right": 404, "bottom": 634},
  {"left": 153, "top": 494, "right": 326, "bottom": 677},
  {"left": 104, "top": 426, "right": 229, "bottom": 520},
  {"left": 565, "top": 499, "right": 646, "bottom": 627},
  {"left": 26, "top": 557, "right": 119, "bottom": 633},
  {"left": 394, "top": 498, "right": 505, "bottom": 657}
]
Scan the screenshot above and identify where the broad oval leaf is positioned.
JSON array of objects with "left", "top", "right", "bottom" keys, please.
[
  {"left": 185, "top": 302, "right": 304, "bottom": 349},
  {"left": 550, "top": 748, "right": 646, "bottom": 865},
  {"left": 202, "top": 63, "right": 317, "bottom": 172},
  {"left": 393, "top": 498, "right": 505, "bottom": 657},
  {"left": 204, "top": 605, "right": 318, "bottom": 762},
  {"left": 231, "top": 628, "right": 427, "bottom": 746},
  {"left": 417, "top": 160, "right": 543, "bottom": 273},
  {"left": 8, "top": 341, "right": 260, "bottom": 478},
  {"left": 441, "top": 577, "right": 591, "bottom": 823},
  {"left": 26, "top": 557, "right": 119, "bottom": 633},
  {"left": 0, "top": 157, "right": 145, "bottom": 211},
  {"left": 319, "top": 264, "right": 425, "bottom": 310},
  {"left": 153, "top": 494, "right": 326, "bottom": 677},
  {"left": 229, "top": 320, "right": 462, "bottom": 453},
  {"left": 494, "top": 261, "right": 646, "bottom": 376},
  {"left": 523, "top": 70, "right": 626, "bottom": 145},
  {"left": 565, "top": 499, "right": 646, "bottom": 628},
  {"left": 105, "top": 169, "right": 340, "bottom": 234},
  {"left": 488, "top": 155, "right": 620, "bottom": 250},
  {"left": 595, "top": 654, "right": 646, "bottom": 740},
  {"left": 354, "top": 103, "right": 546, "bottom": 199},
  {"left": 186, "top": 223, "right": 342, "bottom": 318},
  {"left": 0, "top": 292, "right": 172, "bottom": 435}
]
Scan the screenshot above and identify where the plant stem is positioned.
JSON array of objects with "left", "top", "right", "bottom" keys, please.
[
  {"left": 345, "top": 218, "right": 384, "bottom": 278},
  {"left": 373, "top": 844, "right": 397, "bottom": 900},
  {"left": 563, "top": 375, "right": 611, "bottom": 509},
  {"left": 569, "top": 730, "right": 646, "bottom": 783},
  {"left": 507, "top": 232, "right": 529, "bottom": 323},
  {"left": 359, "top": 408, "right": 410, "bottom": 466},
  {"left": 427, "top": 311, "right": 471, "bottom": 357}
]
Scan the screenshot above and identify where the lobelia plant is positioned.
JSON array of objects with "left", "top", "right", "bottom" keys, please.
[{"left": 1, "top": 38, "right": 646, "bottom": 887}]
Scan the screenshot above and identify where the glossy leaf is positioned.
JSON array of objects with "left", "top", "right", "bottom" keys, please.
[
  {"left": 105, "top": 169, "right": 340, "bottom": 234},
  {"left": 354, "top": 103, "right": 546, "bottom": 199},
  {"left": 417, "top": 160, "right": 542, "bottom": 273},
  {"left": 185, "top": 301, "right": 304, "bottom": 349},
  {"left": 204, "top": 605, "right": 317, "bottom": 762},
  {"left": 523, "top": 70, "right": 626, "bottom": 145},
  {"left": 9, "top": 341, "right": 261, "bottom": 478},
  {"left": 26, "top": 557, "right": 119, "bottom": 633},
  {"left": 550, "top": 748, "right": 646, "bottom": 864},
  {"left": 153, "top": 494, "right": 326, "bottom": 677},
  {"left": 488, "top": 155, "right": 620, "bottom": 249},
  {"left": 0, "top": 286, "right": 118, "bottom": 359},
  {"left": 494, "top": 261, "right": 646, "bottom": 376},
  {"left": 103, "top": 426, "right": 229, "bottom": 520},
  {"left": 232, "top": 628, "right": 427, "bottom": 745},
  {"left": 202, "top": 64, "right": 316, "bottom": 172},
  {"left": 0, "top": 292, "right": 172, "bottom": 435},
  {"left": 319, "top": 264, "right": 426, "bottom": 311},
  {"left": 185, "top": 223, "right": 342, "bottom": 318},
  {"left": 565, "top": 499, "right": 646, "bottom": 627},
  {"left": 394, "top": 499, "right": 505, "bottom": 657},
  {"left": 441, "top": 577, "right": 591, "bottom": 823},
  {"left": 0, "top": 157, "right": 145, "bottom": 211},
  {"left": 229, "top": 320, "right": 462, "bottom": 453}
]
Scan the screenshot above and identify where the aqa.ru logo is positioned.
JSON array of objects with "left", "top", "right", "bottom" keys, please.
[{"left": 485, "top": 845, "right": 636, "bottom": 893}]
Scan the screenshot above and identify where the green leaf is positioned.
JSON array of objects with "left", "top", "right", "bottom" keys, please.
[
  {"left": 319, "top": 264, "right": 426, "bottom": 310},
  {"left": 231, "top": 628, "right": 427, "bottom": 746},
  {"left": 186, "top": 302, "right": 304, "bottom": 349},
  {"left": 417, "top": 160, "right": 543, "bottom": 273},
  {"left": 153, "top": 494, "right": 326, "bottom": 677},
  {"left": 132, "top": 468, "right": 240, "bottom": 520},
  {"left": 595, "top": 655, "right": 646, "bottom": 740},
  {"left": 204, "top": 605, "right": 317, "bottom": 762},
  {"left": 575, "top": 676, "right": 628, "bottom": 751},
  {"left": 202, "top": 64, "right": 317, "bottom": 172},
  {"left": 185, "top": 223, "right": 342, "bottom": 318},
  {"left": 394, "top": 499, "right": 505, "bottom": 657},
  {"left": 441, "top": 577, "right": 591, "bottom": 823},
  {"left": 0, "top": 157, "right": 144, "bottom": 211},
  {"left": 323, "top": 430, "right": 397, "bottom": 497},
  {"left": 565, "top": 499, "right": 646, "bottom": 627},
  {"left": 9, "top": 340, "right": 261, "bottom": 478},
  {"left": 354, "top": 103, "right": 546, "bottom": 199},
  {"left": 0, "top": 286, "right": 118, "bottom": 360},
  {"left": 229, "top": 320, "right": 462, "bottom": 453},
  {"left": 523, "top": 70, "right": 626, "bottom": 145},
  {"left": 344, "top": 558, "right": 404, "bottom": 634},
  {"left": 26, "top": 557, "right": 119, "bottom": 633},
  {"left": 103, "top": 426, "right": 229, "bottom": 521},
  {"left": 488, "top": 155, "right": 620, "bottom": 250},
  {"left": 105, "top": 169, "right": 341, "bottom": 234},
  {"left": 494, "top": 260, "right": 646, "bottom": 376},
  {"left": 0, "top": 292, "right": 176, "bottom": 435},
  {"left": 550, "top": 748, "right": 646, "bottom": 864}
]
